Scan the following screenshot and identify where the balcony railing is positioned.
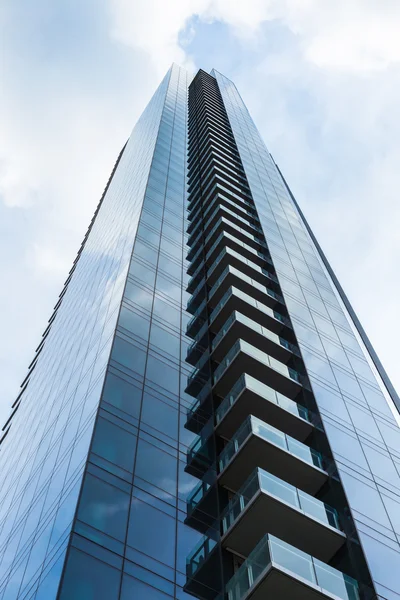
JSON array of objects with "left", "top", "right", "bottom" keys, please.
[
  {"left": 186, "top": 533, "right": 218, "bottom": 580},
  {"left": 213, "top": 340, "right": 303, "bottom": 388},
  {"left": 223, "top": 534, "right": 360, "bottom": 600},
  {"left": 216, "top": 374, "right": 312, "bottom": 427},
  {"left": 208, "top": 269, "right": 290, "bottom": 327},
  {"left": 204, "top": 216, "right": 266, "bottom": 250},
  {"left": 207, "top": 246, "right": 278, "bottom": 287},
  {"left": 211, "top": 311, "right": 300, "bottom": 357},
  {"left": 218, "top": 415, "right": 327, "bottom": 475},
  {"left": 222, "top": 467, "right": 341, "bottom": 536},
  {"left": 209, "top": 285, "right": 285, "bottom": 329}
]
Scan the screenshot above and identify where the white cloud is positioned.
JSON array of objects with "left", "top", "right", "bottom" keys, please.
[{"left": 1, "top": 0, "right": 400, "bottom": 427}]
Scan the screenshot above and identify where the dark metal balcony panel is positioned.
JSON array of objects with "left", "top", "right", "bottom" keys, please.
[
  {"left": 211, "top": 314, "right": 294, "bottom": 365},
  {"left": 219, "top": 432, "right": 328, "bottom": 495},
  {"left": 215, "top": 377, "right": 313, "bottom": 441},
  {"left": 222, "top": 490, "right": 345, "bottom": 563}
]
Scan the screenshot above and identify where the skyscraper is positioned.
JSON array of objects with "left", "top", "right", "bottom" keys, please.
[{"left": 0, "top": 63, "right": 399, "bottom": 600}]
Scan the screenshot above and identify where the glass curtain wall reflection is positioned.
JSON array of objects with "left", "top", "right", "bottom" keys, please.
[{"left": 0, "top": 64, "right": 399, "bottom": 600}]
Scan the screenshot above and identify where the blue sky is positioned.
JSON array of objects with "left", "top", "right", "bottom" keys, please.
[{"left": 1, "top": 0, "right": 400, "bottom": 423}]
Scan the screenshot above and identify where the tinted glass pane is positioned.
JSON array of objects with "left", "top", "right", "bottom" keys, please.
[
  {"left": 59, "top": 548, "right": 120, "bottom": 600},
  {"left": 127, "top": 499, "right": 176, "bottom": 566},
  {"left": 135, "top": 439, "right": 177, "bottom": 495},
  {"left": 112, "top": 337, "right": 146, "bottom": 376},
  {"left": 146, "top": 356, "right": 179, "bottom": 394},
  {"left": 121, "top": 575, "right": 171, "bottom": 599},
  {"left": 119, "top": 306, "right": 150, "bottom": 341},
  {"left": 141, "top": 393, "right": 178, "bottom": 441},
  {"left": 102, "top": 372, "right": 142, "bottom": 418},
  {"left": 91, "top": 416, "right": 137, "bottom": 473},
  {"left": 78, "top": 474, "right": 130, "bottom": 541}
]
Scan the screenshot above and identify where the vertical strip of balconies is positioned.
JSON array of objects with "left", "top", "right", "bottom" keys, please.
[{"left": 184, "top": 71, "right": 374, "bottom": 600}]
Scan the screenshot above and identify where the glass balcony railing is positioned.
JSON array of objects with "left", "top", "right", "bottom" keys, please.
[
  {"left": 213, "top": 340, "right": 303, "bottom": 388},
  {"left": 187, "top": 262, "right": 205, "bottom": 290},
  {"left": 187, "top": 479, "right": 211, "bottom": 515},
  {"left": 208, "top": 270, "right": 289, "bottom": 326},
  {"left": 202, "top": 190, "right": 257, "bottom": 224},
  {"left": 211, "top": 311, "right": 300, "bottom": 357},
  {"left": 206, "top": 229, "right": 273, "bottom": 266},
  {"left": 186, "top": 334, "right": 208, "bottom": 361},
  {"left": 186, "top": 380, "right": 212, "bottom": 417},
  {"left": 202, "top": 204, "right": 262, "bottom": 242},
  {"left": 224, "top": 534, "right": 360, "bottom": 600},
  {"left": 207, "top": 246, "right": 277, "bottom": 287},
  {"left": 186, "top": 299, "right": 207, "bottom": 333},
  {"left": 186, "top": 533, "right": 218, "bottom": 579},
  {"left": 216, "top": 374, "right": 312, "bottom": 427},
  {"left": 221, "top": 467, "right": 341, "bottom": 535},
  {"left": 187, "top": 434, "right": 212, "bottom": 468},
  {"left": 187, "top": 352, "right": 210, "bottom": 389},
  {"left": 186, "top": 278, "right": 207, "bottom": 313},
  {"left": 218, "top": 415, "right": 327, "bottom": 474},
  {"left": 206, "top": 234, "right": 274, "bottom": 276},
  {"left": 204, "top": 216, "right": 266, "bottom": 250}
]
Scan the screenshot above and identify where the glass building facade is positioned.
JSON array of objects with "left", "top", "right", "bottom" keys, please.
[{"left": 0, "top": 64, "right": 399, "bottom": 600}]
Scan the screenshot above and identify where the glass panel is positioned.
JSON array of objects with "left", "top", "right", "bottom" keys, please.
[
  {"left": 225, "top": 534, "right": 360, "bottom": 600},
  {"left": 59, "top": 548, "right": 121, "bottom": 600},
  {"left": 314, "top": 560, "right": 360, "bottom": 600},
  {"left": 259, "top": 470, "right": 299, "bottom": 509},
  {"left": 218, "top": 415, "right": 328, "bottom": 474},
  {"left": 270, "top": 536, "right": 316, "bottom": 584},
  {"left": 77, "top": 473, "right": 130, "bottom": 541}
]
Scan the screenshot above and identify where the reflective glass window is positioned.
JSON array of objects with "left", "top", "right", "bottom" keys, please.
[
  {"left": 59, "top": 548, "right": 121, "bottom": 600},
  {"left": 78, "top": 473, "right": 130, "bottom": 541},
  {"left": 127, "top": 498, "right": 176, "bottom": 567}
]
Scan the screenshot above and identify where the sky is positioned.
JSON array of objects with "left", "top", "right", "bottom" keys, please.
[{"left": 1, "top": 0, "right": 400, "bottom": 425}]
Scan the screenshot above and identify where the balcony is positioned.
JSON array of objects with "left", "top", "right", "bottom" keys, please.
[
  {"left": 185, "top": 475, "right": 219, "bottom": 533},
  {"left": 185, "top": 533, "right": 220, "bottom": 600},
  {"left": 221, "top": 468, "right": 345, "bottom": 562},
  {"left": 207, "top": 247, "right": 279, "bottom": 292},
  {"left": 211, "top": 311, "right": 300, "bottom": 364},
  {"left": 205, "top": 230, "right": 273, "bottom": 272},
  {"left": 191, "top": 203, "right": 262, "bottom": 250},
  {"left": 186, "top": 420, "right": 214, "bottom": 477},
  {"left": 218, "top": 415, "right": 330, "bottom": 494},
  {"left": 186, "top": 300, "right": 207, "bottom": 338},
  {"left": 186, "top": 354, "right": 210, "bottom": 398},
  {"left": 185, "top": 384, "right": 213, "bottom": 433},
  {"left": 209, "top": 285, "right": 286, "bottom": 336},
  {"left": 212, "top": 339, "right": 304, "bottom": 399},
  {"left": 215, "top": 374, "right": 315, "bottom": 441},
  {"left": 222, "top": 534, "right": 362, "bottom": 600},
  {"left": 204, "top": 215, "right": 266, "bottom": 256}
]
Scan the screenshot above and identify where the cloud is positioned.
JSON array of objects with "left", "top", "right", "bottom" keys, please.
[{"left": 1, "top": 0, "right": 400, "bottom": 426}]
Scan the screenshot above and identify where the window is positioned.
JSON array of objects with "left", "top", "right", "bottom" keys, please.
[
  {"left": 59, "top": 548, "right": 121, "bottom": 600},
  {"left": 102, "top": 372, "right": 142, "bottom": 419},
  {"left": 127, "top": 499, "right": 176, "bottom": 567},
  {"left": 78, "top": 474, "right": 130, "bottom": 541},
  {"left": 91, "top": 416, "right": 137, "bottom": 473}
]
